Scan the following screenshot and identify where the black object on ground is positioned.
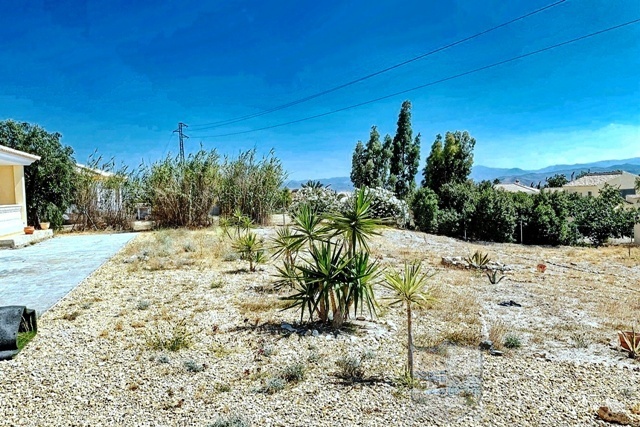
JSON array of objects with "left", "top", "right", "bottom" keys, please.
[
  {"left": 0, "top": 306, "right": 37, "bottom": 361},
  {"left": 498, "top": 300, "right": 522, "bottom": 307}
]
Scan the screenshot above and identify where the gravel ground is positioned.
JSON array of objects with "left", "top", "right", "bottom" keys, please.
[{"left": 1, "top": 227, "right": 638, "bottom": 426}]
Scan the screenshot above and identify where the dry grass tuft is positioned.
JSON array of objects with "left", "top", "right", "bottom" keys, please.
[{"left": 488, "top": 320, "right": 508, "bottom": 350}]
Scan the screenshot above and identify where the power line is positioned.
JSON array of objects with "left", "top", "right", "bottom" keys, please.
[
  {"left": 191, "top": 18, "right": 640, "bottom": 139},
  {"left": 189, "top": 0, "right": 567, "bottom": 131}
]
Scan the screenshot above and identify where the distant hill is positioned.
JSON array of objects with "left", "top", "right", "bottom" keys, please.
[
  {"left": 290, "top": 157, "right": 640, "bottom": 191},
  {"left": 285, "top": 176, "right": 354, "bottom": 192},
  {"left": 473, "top": 157, "right": 640, "bottom": 185}
]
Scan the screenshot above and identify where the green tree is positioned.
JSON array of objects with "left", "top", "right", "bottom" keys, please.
[
  {"left": 0, "top": 120, "right": 76, "bottom": 229},
  {"left": 350, "top": 141, "right": 367, "bottom": 188},
  {"left": 410, "top": 187, "right": 439, "bottom": 233},
  {"left": 471, "top": 186, "right": 517, "bottom": 242},
  {"left": 364, "top": 126, "right": 392, "bottom": 188},
  {"left": 545, "top": 173, "right": 568, "bottom": 188},
  {"left": 437, "top": 182, "right": 478, "bottom": 239},
  {"left": 422, "top": 131, "right": 475, "bottom": 196},
  {"left": 526, "top": 191, "right": 579, "bottom": 246},
  {"left": 389, "top": 101, "right": 420, "bottom": 199},
  {"left": 574, "top": 184, "right": 629, "bottom": 247}
]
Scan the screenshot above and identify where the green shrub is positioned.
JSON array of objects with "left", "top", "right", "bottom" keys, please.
[
  {"left": 504, "top": 335, "right": 521, "bottom": 349},
  {"left": 217, "top": 149, "right": 285, "bottom": 225},
  {"left": 139, "top": 150, "right": 220, "bottom": 227},
  {"left": 411, "top": 187, "right": 439, "bottom": 232}
]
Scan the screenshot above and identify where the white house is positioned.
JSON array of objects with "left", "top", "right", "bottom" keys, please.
[
  {"left": 562, "top": 171, "right": 638, "bottom": 198},
  {"left": 495, "top": 180, "right": 540, "bottom": 195},
  {"left": 0, "top": 144, "right": 40, "bottom": 237}
]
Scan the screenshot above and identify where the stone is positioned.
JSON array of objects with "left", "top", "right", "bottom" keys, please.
[
  {"left": 311, "top": 329, "right": 319, "bottom": 337},
  {"left": 479, "top": 340, "right": 493, "bottom": 351},
  {"left": 597, "top": 406, "right": 640, "bottom": 427},
  {"left": 281, "top": 323, "right": 296, "bottom": 333},
  {"left": 489, "top": 350, "right": 504, "bottom": 356}
]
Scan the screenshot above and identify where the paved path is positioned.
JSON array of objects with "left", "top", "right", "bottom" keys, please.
[{"left": 0, "top": 233, "right": 136, "bottom": 316}]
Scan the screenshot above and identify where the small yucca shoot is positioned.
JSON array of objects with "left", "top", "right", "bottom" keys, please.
[{"left": 485, "top": 269, "right": 505, "bottom": 285}]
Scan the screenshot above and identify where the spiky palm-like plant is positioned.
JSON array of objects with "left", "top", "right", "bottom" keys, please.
[
  {"left": 232, "top": 231, "right": 265, "bottom": 272},
  {"left": 383, "top": 261, "right": 435, "bottom": 380},
  {"left": 325, "top": 188, "right": 382, "bottom": 256}
]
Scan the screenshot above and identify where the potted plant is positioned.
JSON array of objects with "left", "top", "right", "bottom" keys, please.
[
  {"left": 24, "top": 226, "right": 35, "bottom": 235},
  {"left": 39, "top": 221, "right": 50, "bottom": 230}
]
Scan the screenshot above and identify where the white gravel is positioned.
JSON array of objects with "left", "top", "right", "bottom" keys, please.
[{"left": 1, "top": 227, "right": 638, "bottom": 426}]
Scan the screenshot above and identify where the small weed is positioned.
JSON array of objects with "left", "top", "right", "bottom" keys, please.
[
  {"left": 488, "top": 320, "right": 507, "bottom": 351},
  {"left": 208, "top": 415, "right": 250, "bottom": 427},
  {"left": 213, "top": 383, "right": 231, "bottom": 393},
  {"left": 137, "top": 300, "right": 150, "bottom": 310},
  {"left": 571, "top": 332, "right": 590, "bottom": 349},
  {"left": 114, "top": 320, "right": 124, "bottom": 331},
  {"left": 460, "top": 390, "right": 476, "bottom": 406},
  {"left": 307, "top": 351, "right": 320, "bottom": 363},
  {"left": 396, "top": 370, "right": 424, "bottom": 389},
  {"left": 146, "top": 320, "right": 193, "bottom": 352},
  {"left": 156, "top": 354, "right": 170, "bottom": 364},
  {"left": 504, "top": 335, "right": 522, "bottom": 349},
  {"left": 336, "top": 354, "right": 367, "bottom": 381},
  {"left": 184, "top": 360, "right": 205, "bottom": 373},
  {"left": 183, "top": 241, "right": 197, "bottom": 253},
  {"left": 81, "top": 303, "right": 92, "bottom": 310},
  {"left": 222, "top": 251, "right": 240, "bottom": 262},
  {"left": 16, "top": 331, "right": 37, "bottom": 350},
  {"left": 442, "top": 328, "right": 482, "bottom": 347},
  {"left": 63, "top": 311, "right": 80, "bottom": 321},
  {"left": 210, "top": 279, "right": 224, "bottom": 289},
  {"left": 260, "top": 377, "right": 286, "bottom": 394},
  {"left": 280, "top": 362, "right": 306, "bottom": 383},
  {"left": 210, "top": 342, "right": 233, "bottom": 358}
]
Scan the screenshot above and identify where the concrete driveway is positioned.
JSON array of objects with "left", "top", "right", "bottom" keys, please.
[{"left": 0, "top": 233, "right": 136, "bottom": 316}]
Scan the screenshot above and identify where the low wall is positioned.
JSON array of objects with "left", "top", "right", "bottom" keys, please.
[
  {"left": 0, "top": 205, "right": 23, "bottom": 237},
  {"left": 635, "top": 223, "right": 640, "bottom": 245}
]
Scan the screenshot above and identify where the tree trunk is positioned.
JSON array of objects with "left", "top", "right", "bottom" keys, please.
[{"left": 407, "top": 302, "right": 414, "bottom": 379}]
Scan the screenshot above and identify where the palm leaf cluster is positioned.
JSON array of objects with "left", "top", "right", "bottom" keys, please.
[{"left": 272, "top": 188, "right": 382, "bottom": 328}]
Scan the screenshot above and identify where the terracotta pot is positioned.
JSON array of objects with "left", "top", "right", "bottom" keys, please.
[
  {"left": 24, "top": 226, "right": 35, "bottom": 235},
  {"left": 40, "top": 222, "right": 50, "bottom": 230},
  {"left": 618, "top": 331, "right": 640, "bottom": 351}
]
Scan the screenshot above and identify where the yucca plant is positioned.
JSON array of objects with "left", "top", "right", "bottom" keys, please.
[
  {"left": 232, "top": 231, "right": 265, "bottom": 272},
  {"left": 382, "top": 261, "right": 436, "bottom": 380},
  {"left": 279, "top": 241, "right": 380, "bottom": 328},
  {"left": 619, "top": 327, "right": 640, "bottom": 359},
  {"left": 465, "top": 250, "right": 491, "bottom": 269},
  {"left": 485, "top": 269, "right": 506, "bottom": 284},
  {"left": 325, "top": 188, "right": 382, "bottom": 256}
]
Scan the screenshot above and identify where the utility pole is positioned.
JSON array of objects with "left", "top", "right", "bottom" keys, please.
[{"left": 173, "top": 122, "right": 189, "bottom": 162}]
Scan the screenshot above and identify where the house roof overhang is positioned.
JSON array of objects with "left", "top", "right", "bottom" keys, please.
[{"left": 0, "top": 144, "right": 40, "bottom": 166}]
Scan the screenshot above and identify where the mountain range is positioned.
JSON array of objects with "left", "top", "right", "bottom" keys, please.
[{"left": 286, "top": 157, "right": 640, "bottom": 192}]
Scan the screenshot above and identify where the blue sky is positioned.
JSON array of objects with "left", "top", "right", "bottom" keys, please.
[{"left": 0, "top": 0, "right": 638, "bottom": 180}]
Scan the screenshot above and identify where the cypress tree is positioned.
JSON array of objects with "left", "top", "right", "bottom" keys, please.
[{"left": 389, "top": 100, "right": 420, "bottom": 199}]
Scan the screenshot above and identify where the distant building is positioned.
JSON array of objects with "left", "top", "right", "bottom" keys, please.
[
  {"left": 495, "top": 180, "right": 540, "bottom": 195},
  {"left": 561, "top": 171, "right": 638, "bottom": 198},
  {"left": 0, "top": 144, "right": 40, "bottom": 236}
]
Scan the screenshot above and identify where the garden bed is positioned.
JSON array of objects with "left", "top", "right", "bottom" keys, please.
[{"left": 0, "top": 227, "right": 638, "bottom": 426}]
